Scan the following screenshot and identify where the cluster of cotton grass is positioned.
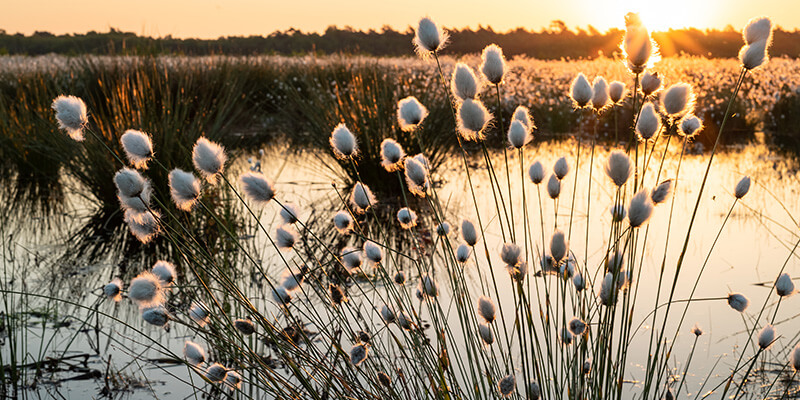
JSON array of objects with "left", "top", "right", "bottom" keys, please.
[{"left": 49, "top": 12, "right": 800, "bottom": 400}]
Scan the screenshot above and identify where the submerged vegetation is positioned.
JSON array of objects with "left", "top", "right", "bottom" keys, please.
[{"left": 2, "top": 11, "right": 800, "bottom": 400}]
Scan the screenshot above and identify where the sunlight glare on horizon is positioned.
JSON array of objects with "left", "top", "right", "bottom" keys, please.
[{"left": 601, "top": 0, "right": 722, "bottom": 31}]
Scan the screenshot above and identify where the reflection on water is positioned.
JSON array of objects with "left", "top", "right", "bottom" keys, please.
[{"left": 1, "top": 139, "right": 799, "bottom": 398}]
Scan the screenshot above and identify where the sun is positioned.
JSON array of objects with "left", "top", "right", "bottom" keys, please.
[{"left": 612, "top": 1, "right": 717, "bottom": 31}]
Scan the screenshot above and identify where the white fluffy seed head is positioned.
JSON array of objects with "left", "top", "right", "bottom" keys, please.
[
  {"left": 151, "top": 260, "right": 177, "bottom": 286},
  {"left": 279, "top": 203, "right": 299, "bottom": 224},
  {"left": 225, "top": 371, "right": 242, "bottom": 390},
  {"left": 142, "top": 306, "right": 169, "bottom": 327},
  {"left": 206, "top": 363, "right": 227, "bottom": 382},
  {"left": 528, "top": 382, "right": 541, "bottom": 399},
  {"left": 628, "top": 188, "right": 655, "bottom": 228},
  {"left": 550, "top": 229, "right": 569, "bottom": 262},
  {"left": 239, "top": 171, "right": 276, "bottom": 205},
  {"left": 636, "top": 103, "right": 661, "bottom": 141},
  {"left": 640, "top": 71, "right": 662, "bottom": 97},
  {"left": 591, "top": 76, "right": 610, "bottom": 111},
  {"left": 457, "top": 99, "right": 492, "bottom": 141},
  {"left": 568, "top": 317, "right": 587, "bottom": 336},
  {"left": 168, "top": 169, "right": 201, "bottom": 211},
  {"left": 350, "top": 344, "right": 369, "bottom": 366},
  {"left": 436, "top": 221, "right": 451, "bottom": 236},
  {"left": 114, "top": 168, "right": 147, "bottom": 198},
  {"left": 394, "top": 271, "right": 406, "bottom": 285},
  {"left": 380, "top": 304, "right": 395, "bottom": 323},
  {"left": 341, "top": 247, "right": 363, "bottom": 272},
  {"left": 451, "top": 63, "right": 480, "bottom": 101},
  {"left": 573, "top": 273, "right": 586, "bottom": 291},
  {"left": 692, "top": 323, "right": 704, "bottom": 336},
  {"left": 104, "top": 278, "right": 123, "bottom": 302},
  {"left": 124, "top": 209, "right": 160, "bottom": 243},
  {"left": 128, "top": 271, "right": 163, "bottom": 307},
  {"left": 507, "top": 120, "right": 531, "bottom": 149},
  {"left": 623, "top": 13, "right": 653, "bottom": 73},
  {"left": 651, "top": 179, "right": 674, "bottom": 204},
  {"left": 500, "top": 243, "right": 521, "bottom": 266},
  {"left": 499, "top": 374, "right": 516, "bottom": 397},
  {"left": 608, "top": 81, "right": 627, "bottom": 104},
  {"left": 234, "top": 318, "right": 256, "bottom": 335},
  {"left": 350, "top": 182, "right": 376, "bottom": 214},
  {"left": 51, "top": 95, "right": 88, "bottom": 141},
  {"left": 413, "top": 17, "right": 448, "bottom": 56},
  {"left": 397, "top": 96, "right": 428, "bottom": 131},
  {"left": 792, "top": 344, "right": 800, "bottom": 371},
  {"left": 272, "top": 286, "right": 292, "bottom": 306},
  {"left": 329, "top": 283, "right": 347, "bottom": 305},
  {"left": 661, "top": 83, "right": 696, "bottom": 118},
  {"left": 333, "top": 210, "right": 354, "bottom": 234},
  {"left": 734, "top": 176, "right": 751, "bottom": 199},
  {"left": 184, "top": 341, "right": 206, "bottom": 366},
  {"left": 404, "top": 156, "right": 430, "bottom": 197},
  {"left": 189, "top": 302, "right": 210, "bottom": 326},
  {"left": 513, "top": 106, "right": 534, "bottom": 130},
  {"left": 380, "top": 138, "right": 406, "bottom": 172},
  {"left": 192, "top": 138, "right": 227, "bottom": 184},
  {"left": 776, "top": 273, "right": 795, "bottom": 297},
  {"left": 276, "top": 225, "right": 298, "bottom": 251},
  {"left": 397, "top": 207, "right": 418, "bottom": 229},
  {"left": 330, "top": 123, "right": 358, "bottom": 159},
  {"left": 480, "top": 44, "right": 506, "bottom": 85},
  {"left": 678, "top": 114, "right": 703, "bottom": 138},
  {"left": 727, "top": 293, "right": 749, "bottom": 312},
  {"left": 604, "top": 151, "right": 633, "bottom": 187},
  {"left": 569, "top": 73, "right": 593, "bottom": 108},
  {"left": 758, "top": 324, "right": 776, "bottom": 349},
  {"left": 743, "top": 17, "right": 773, "bottom": 45},
  {"left": 396, "top": 310, "right": 413, "bottom": 330},
  {"left": 605, "top": 249, "right": 625, "bottom": 273},
  {"left": 553, "top": 157, "right": 569, "bottom": 180},
  {"left": 461, "top": 219, "right": 478, "bottom": 247},
  {"left": 528, "top": 161, "right": 545, "bottom": 184},
  {"left": 280, "top": 266, "right": 305, "bottom": 291},
  {"left": 420, "top": 275, "right": 438, "bottom": 297},
  {"left": 547, "top": 174, "right": 561, "bottom": 199},
  {"left": 479, "top": 323, "right": 494, "bottom": 345},
  {"left": 740, "top": 39, "right": 770, "bottom": 70},
  {"left": 477, "top": 296, "right": 496, "bottom": 323},
  {"left": 120, "top": 129, "right": 154, "bottom": 169},
  {"left": 456, "top": 243, "right": 471, "bottom": 263},
  {"left": 364, "top": 241, "right": 383, "bottom": 264},
  {"left": 561, "top": 326, "right": 574, "bottom": 345},
  {"left": 599, "top": 272, "right": 618, "bottom": 306}
]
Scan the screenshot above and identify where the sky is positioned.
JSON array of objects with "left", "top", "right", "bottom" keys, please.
[{"left": 1, "top": 0, "right": 799, "bottom": 38}]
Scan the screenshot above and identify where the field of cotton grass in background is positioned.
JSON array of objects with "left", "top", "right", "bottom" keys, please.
[{"left": 2, "top": 9, "right": 800, "bottom": 400}]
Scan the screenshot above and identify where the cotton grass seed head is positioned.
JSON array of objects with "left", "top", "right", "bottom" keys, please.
[
  {"left": 120, "top": 129, "right": 154, "bottom": 169},
  {"left": 397, "top": 310, "right": 413, "bottom": 330},
  {"left": 394, "top": 271, "right": 406, "bottom": 285},
  {"left": 234, "top": 319, "right": 256, "bottom": 335},
  {"left": 225, "top": 371, "right": 242, "bottom": 390},
  {"left": 189, "top": 302, "right": 210, "bottom": 326},
  {"left": 569, "top": 73, "right": 593, "bottom": 108},
  {"left": 636, "top": 103, "right": 661, "bottom": 141},
  {"left": 276, "top": 225, "right": 298, "bottom": 251},
  {"left": 553, "top": 157, "right": 569, "bottom": 180},
  {"left": 604, "top": 151, "right": 633, "bottom": 187},
  {"left": 451, "top": 63, "right": 480, "bottom": 101},
  {"left": 350, "top": 344, "right": 369, "bottom": 366},
  {"left": 692, "top": 323, "right": 704, "bottom": 336},
  {"left": 477, "top": 296, "right": 496, "bottom": 323},
  {"left": 350, "top": 182, "right": 376, "bottom": 214},
  {"left": 549, "top": 229, "right": 569, "bottom": 262},
  {"left": 740, "top": 39, "right": 769, "bottom": 70},
  {"left": 678, "top": 114, "right": 703, "bottom": 138},
  {"left": 573, "top": 273, "right": 586, "bottom": 291},
  {"left": 457, "top": 99, "right": 492, "bottom": 141},
  {"left": 51, "top": 95, "right": 88, "bottom": 141},
  {"left": 513, "top": 105, "right": 534, "bottom": 130},
  {"left": 498, "top": 374, "right": 516, "bottom": 397},
  {"left": 272, "top": 286, "right": 292, "bottom": 306},
  {"left": 569, "top": 317, "right": 587, "bottom": 336},
  {"left": 124, "top": 209, "right": 160, "bottom": 243},
  {"left": 239, "top": 171, "right": 275, "bottom": 205},
  {"left": 329, "top": 123, "right": 358, "bottom": 159},
  {"left": 114, "top": 168, "right": 148, "bottom": 198},
  {"left": 184, "top": 341, "right": 206, "bottom": 366},
  {"left": 280, "top": 266, "right": 305, "bottom": 291},
  {"left": 279, "top": 203, "right": 299, "bottom": 224},
  {"left": 420, "top": 275, "right": 439, "bottom": 297},
  {"left": 397, "top": 207, "right": 418, "bottom": 229},
  {"left": 142, "top": 306, "right": 169, "bottom": 327},
  {"left": 727, "top": 292, "right": 749, "bottom": 312},
  {"left": 776, "top": 273, "right": 795, "bottom": 297},
  {"left": 168, "top": 169, "right": 201, "bottom": 211},
  {"left": 792, "top": 344, "right": 800, "bottom": 371},
  {"left": 479, "top": 323, "right": 494, "bottom": 345},
  {"left": 628, "top": 189, "right": 654, "bottom": 228},
  {"left": 507, "top": 120, "right": 531, "bottom": 149},
  {"left": 333, "top": 211, "right": 354, "bottom": 234},
  {"left": 623, "top": 13, "right": 653, "bottom": 73},
  {"left": 591, "top": 76, "right": 610, "bottom": 111},
  {"left": 151, "top": 260, "right": 177, "bottom": 286},
  {"left": 528, "top": 382, "right": 541, "bottom": 399},
  {"left": 609, "top": 81, "right": 627, "bottom": 104},
  {"left": 404, "top": 156, "right": 430, "bottom": 197},
  {"left": 397, "top": 96, "right": 428, "bottom": 132},
  {"left": 651, "top": 179, "right": 674, "bottom": 204},
  {"left": 128, "top": 271, "right": 163, "bottom": 307},
  {"left": 104, "top": 278, "right": 123, "bottom": 302},
  {"left": 500, "top": 243, "right": 522, "bottom": 266},
  {"left": 640, "top": 71, "right": 662, "bottom": 97},
  {"left": 329, "top": 284, "right": 347, "bottom": 306},
  {"left": 380, "top": 139, "right": 406, "bottom": 172},
  {"left": 380, "top": 304, "right": 395, "bottom": 323},
  {"left": 547, "top": 174, "right": 561, "bottom": 199},
  {"left": 734, "top": 176, "right": 751, "bottom": 199},
  {"left": 606, "top": 249, "right": 625, "bottom": 273},
  {"left": 758, "top": 324, "right": 776, "bottom": 349},
  {"left": 661, "top": 83, "right": 695, "bottom": 118},
  {"left": 456, "top": 243, "right": 471, "bottom": 263},
  {"left": 364, "top": 241, "right": 383, "bottom": 264},
  {"left": 436, "top": 221, "right": 451, "bottom": 236},
  {"left": 599, "top": 272, "right": 618, "bottom": 306},
  {"left": 192, "top": 138, "right": 227, "bottom": 184},
  {"left": 480, "top": 44, "right": 506, "bottom": 85},
  {"left": 413, "top": 17, "right": 448, "bottom": 56},
  {"left": 461, "top": 219, "right": 478, "bottom": 246},
  {"left": 561, "top": 326, "right": 574, "bottom": 345},
  {"left": 528, "top": 161, "right": 545, "bottom": 184},
  {"left": 205, "top": 363, "right": 227, "bottom": 382},
  {"left": 378, "top": 371, "right": 391, "bottom": 387},
  {"left": 341, "top": 247, "right": 363, "bottom": 272},
  {"left": 744, "top": 17, "right": 773, "bottom": 45}
]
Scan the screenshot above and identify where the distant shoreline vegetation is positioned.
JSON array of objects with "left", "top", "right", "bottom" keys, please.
[{"left": 1, "top": 24, "right": 800, "bottom": 58}]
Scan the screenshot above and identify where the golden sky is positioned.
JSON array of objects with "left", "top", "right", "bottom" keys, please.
[{"left": 2, "top": 0, "right": 798, "bottom": 38}]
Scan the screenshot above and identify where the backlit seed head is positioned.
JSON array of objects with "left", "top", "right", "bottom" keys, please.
[
  {"left": 513, "top": 106, "right": 534, "bottom": 131},
  {"left": 380, "top": 139, "right": 406, "bottom": 172},
  {"left": 573, "top": 273, "right": 586, "bottom": 291},
  {"left": 528, "top": 382, "right": 541, "bottom": 400},
  {"left": 330, "top": 123, "right": 358, "bottom": 159},
  {"left": 727, "top": 293, "right": 749, "bottom": 312},
  {"left": 397, "top": 96, "right": 428, "bottom": 131},
  {"left": 791, "top": 343, "right": 800, "bottom": 371},
  {"left": 456, "top": 243, "right": 472, "bottom": 263},
  {"left": 341, "top": 247, "right": 363, "bottom": 272},
  {"left": 169, "top": 169, "right": 201, "bottom": 211},
  {"left": 51, "top": 95, "right": 88, "bottom": 141},
  {"left": 610, "top": 205, "right": 627, "bottom": 222},
  {"left": 744, "top": 17, "right": 773, "bottom": 45},
  {"left": 628, "top": 188, "right": 655, "bottom": 228},
  {"left": 350, "top": 344, "right": 369, "bottom": 366},
  {"left": 404, "top": 156, "right": 430, "bottom": 197},
  {"left": 599, "top": 272, "right": 618, "bottom": 306},
  {"left": 608, "top": 81, "right": 627, "bottom": 104},
  {"left": 114, "top": 168, "right": 148, "bottom": 198},
  {"left": 776, "top": 273, "right": 795, "bottom": 297},
  {"left": 189, "top": 302, "right": 210, "bottom": 326},
  {"left": 192, "top": 138, "right": 227, "bottom": 184},
  {"left": 552, "top": 156, "right": 570, "bottom": 178},
  {"left": 128, "top": 272, "right": 163, "bottom": 307},
  {"left": 378, "top": 372, "right": 392, "bottom": 387},
  {"left": 477, "top": 296, "right": 496, "bottom": 323},
  {"left": 479, "top": 323, "right": 494, "bottom": 345},
  {"left": 604, "top": 151, "right": 633, "bottom": 187},
  {"left": 280, "top": 266, "right": 305, "bottom": 291},
  {"left": 605, "top": 249, "right": 625, "bottom": 273},
  {"left": 640, "top": 71, "right": 662, "bottom": 97},
  {"left": 734, "top": 176, "right": 751, "bottom": 199},
  {"left": 396, "top": 310, "right": 414, "bottom": 330},
  {"left": 151, "top": 260, "right": 177, "bottom": 286},
  {"left": 692, "top": 323, "right": 704, "bottom": 336},
  {"left": 120, "top": 129, "right": 154, "bottom": 169},
  {"left": 461, "top": 219, "right": 478, "bottom": 246},
  {"left": 225, "top": 371, "right": 242, "bottom": 390},
  {"left": 678, "top": 114, "right": 703, "bottom": 138},
  {"left": 500, "top": 243, "right": 521, "bottom": 266},
  {"left": 740, "top": 40, "right": 770, "bottom": 70},
  {"left": 104, "top": 278, "right": 123, "bottom": 302},
  {"left": 272, "top": 286, "right": 292, "bottom": 306},
  {"left": 651, "top": 179, "right": 674, "bottom": 204},
  {"left": 205, "top": 363, "right": 227, "bottom": 382},
  {"left": 413, "top": 17, "right": 448, "bottom": 56},
  {"left": 394, "top": 271, "right": 407, "bottom": 285},
  {"left": 234, "top": 319, "right": 255, "bottom": 335},
  {"left": 333, "top": 211, "right": 354, "bottom": 235},
  {"left": 436, "top": 222, "right": 451, "bottom": 236},
  {"left": 457, "top": 99, "right": 493, "bottom": 141},
  {"left": 420, "top": 275, "right": 439, "bottom": 297},
  {"left": 451, "top": 63, "right": 480, "bottom": 101},
  {"left": 380, "top": 304, "right": 395, "bottom": 323},
  {"left": 498, "top": 374, "right": 516, "bottom": 397},
  {"left": 758, "top": 324, "right": 776, "bottom": 349},
  {"left": 636, "top": 103, "right": 661, "bottom": 141},
  {"left": 350, "top": 182, "right": 376, "bottom": 214},
  {"left": 124, "top": 209, "right": 160, "bottom": 243},
  {"left": 364, "top": 241, "right": 383, "bottom": 264},
  {"left": 569, "top": 317, "right": 587, "bottom": 336},
  {"left": 480, "top": 44, "right": 506, "bottom": 85},
  {"left": 661, "top": 83, "right": 695, "bottom": 117},
  {"left": 550, "top": 230, "right": 569, "bottom": 262},
  {"left": 397, "top": 207, "right": 418, "bottom": 229},
  {"left": 276, "top": 225, "right": 298, "bottom": 251},
  {"left": 591, "top": 76, "right": 610, "bottom": 111},
  {"left": 528, "top": 161, "right": 545, "bottom": 184},
  {"left": 329, "top": 284, "right": 347, "bottom": 306},
  {"left": 279, "top": 203, "right": 300, "bottom": 224},
  {"left": 507, "top": 120, "right": 531, "bottom": 149},
  {"left": 547, "top": 174, "right": 561, "bottom": 199},
  {"left": 142, "top": 305, "right": 169, "bottom": 327},
  {"left": 239, "top": 171, "right": 276, "bottom": 205},
  {"left": 569, "top": 73, "right": 593, "bottom": 108},
  {"left": 184, "top": 341, "right": 206, "bottom": 366},
  {"left": 623, "top": 13, "right": 654, "bottom": 73},
  {"left": 561, "top": 326, "right": 573, "bottom": 345},
  {"left": 507, "top": 261, "right": 528, "bottom": 281}
]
